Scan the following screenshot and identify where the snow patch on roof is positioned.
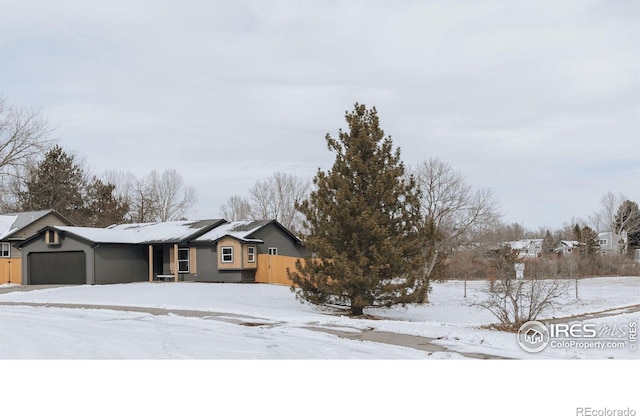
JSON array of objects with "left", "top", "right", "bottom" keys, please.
[
  {"left": 0, "top": 215, "right": 19, "bottom": 239},
  {"left": 56, "top": 219, "right": 224, "bottom": 244},
  {"left": 195, "top": 220, "right": 270, "bottom": 243}
]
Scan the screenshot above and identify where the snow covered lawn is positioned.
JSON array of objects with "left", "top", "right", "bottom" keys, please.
[{"left": 1, "top": 276, "right": 638, "bottom": 360}]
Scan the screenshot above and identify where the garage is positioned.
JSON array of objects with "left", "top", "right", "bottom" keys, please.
[{"left": 28, "top": 251, "right": 86, "bottom": 285}]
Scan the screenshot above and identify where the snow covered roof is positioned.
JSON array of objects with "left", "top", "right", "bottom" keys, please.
[
  {"left": 54, "top": 219, "right": 225, "bottom": 244},
  {"left": 503, "top": 239, "right": 543, "bottom": 250},
  {"left": 559, "top": 240, "right": 580, "bottom": 248},
  {"left": 194, "top": 219, "right": 272, "bottom": 243}
]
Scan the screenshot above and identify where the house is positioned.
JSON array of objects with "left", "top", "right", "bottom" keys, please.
[
  {"left": 553, "top": 240, "right": 581, "bottom": 256},
  {"left": 17, "top": 218, "right": 307, "bottom": 285},
  {"left": 597, "top": 231, "right": 626, "bottom": 254},
  {"left": 0, "top": 210, "right": 74, "bottom": 284},
  {"left": 502, "top": 239, "right": 544, "bottom": 259}
]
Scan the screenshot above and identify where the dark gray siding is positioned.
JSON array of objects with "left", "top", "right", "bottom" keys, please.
[
  {"left": 250, "top": 223, "right": 308, "bottom": 257},
  {"left": 94, "top": 245, "right": 148, "bottom": 284},
  {"left": 20, "top": 233, "right": 95, "bottom": 285}
]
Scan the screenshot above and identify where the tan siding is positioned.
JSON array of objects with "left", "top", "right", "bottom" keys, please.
[
  {"left": 11, "top": 214, "right": 69, "bottom": 239},
  {"left": 244, "top": 244, "right": 257, "bottom": 269},
  {"left": 189, "top": 247, "right": 197, "bottom": 274},
  {"left": 45, "top": 229, "right": 60, "bottom": 244},
  {"left": 218, "top": 237, "right": 242, "bottom": 269},
  {"left": 0, "top": 258, "right": 22, "bottom": 284},
  {"left": 255, "top": 254, "right": 300, "bottom": 286}
]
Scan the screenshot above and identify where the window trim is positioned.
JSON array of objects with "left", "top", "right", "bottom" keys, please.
[
  {"left": 178, "top": 247, "right": 190, "bottom": 273},
  {"left": 268, "top": 247, "right": 278, "bottom": 255},
  {"left": 247, "top": 246, "right": 256, "bottom": 263},
  {"left": 0, "top": 242, "right": 10, "bottom": 258},
  {"left": 47, "top": 229, "right": 59, "bottom": 245},
  {"left": 221, "top": 246, "right": 234, "bottom": 263}
]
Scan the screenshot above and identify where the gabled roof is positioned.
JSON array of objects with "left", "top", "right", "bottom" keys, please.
[
  {"left": 194, "top": 219, "right": 301, "bottom": 244},
  {"left": 194, "top": 219, "right": 271, "bottom": 243},
  {"left": 0, "top": 210, "right": 73, "bottom": 240}
]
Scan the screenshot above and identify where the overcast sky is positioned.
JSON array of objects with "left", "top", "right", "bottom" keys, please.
[{"left": 1, "top": 0, "right": 638, "bottom": 230}]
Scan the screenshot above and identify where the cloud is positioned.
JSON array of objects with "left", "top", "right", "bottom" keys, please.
[{"left": 1, "top": 0, "right": 638, "bottom": 229}]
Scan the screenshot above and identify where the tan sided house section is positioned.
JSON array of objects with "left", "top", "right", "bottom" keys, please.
[
  {"left": 17, "top": 218, "right": 307, "bottom": 286},
  {"left": 0, "top": 210, "right": 74, "bottom": 284}
]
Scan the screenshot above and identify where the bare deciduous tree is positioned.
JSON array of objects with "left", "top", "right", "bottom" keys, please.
[
  {"left": 249, "top": 172, "right": 309, "bottom": 232},
  {"left": 589, "top": 191, "right": 627, "bottom": 233},
  {"left": 220, "top": 195, "right": 253, "bottom": 221},
  {"left": 220, "top": 172, "right": 310, "bottom": 232},
  {"left": 0, "top": 97, "right": 54, "bottom": 180},
  {"left": 411, "top": 158, "right": 501, "bottom": 302},
  {"left": 103, "top": 169, "right": 197, "bottom": 223},
  {"left": 147, "top": 169, "right": 198, "bottom": 221},
  {"left": 473, "top": 248, "right": 569, "bottom": 328}
]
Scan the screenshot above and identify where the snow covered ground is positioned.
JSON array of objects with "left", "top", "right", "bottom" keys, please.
[
  {"left": 1, "top": 277, "right": 638, "bottom": 416},
  {"left": 1, "top": 276, "right": 638, "bottom": 359}
]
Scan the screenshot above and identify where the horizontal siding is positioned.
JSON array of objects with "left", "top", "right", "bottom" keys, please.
[{"left": 11, "top": 214, "right": 69, "bottom": 240}]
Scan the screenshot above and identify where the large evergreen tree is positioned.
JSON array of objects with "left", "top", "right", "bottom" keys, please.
[
  {"left": 289, "top": 103, "right": 426, "bottom": 316},
  {"left": 17, "top": 145, "right": 128, "bottom": 226},
  {"left": 18, "top": 145, "right": 85, "bottom": 223},
  {"left": 615, "top": 200, "right": 640, "bottom": 253},
  {"left": 84, "top": 177, "right": 129, "bottom": 227}
]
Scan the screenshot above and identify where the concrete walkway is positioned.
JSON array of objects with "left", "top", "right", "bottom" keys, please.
[{"left": 541, "top": 303, "right": 640, "bottom": 325}]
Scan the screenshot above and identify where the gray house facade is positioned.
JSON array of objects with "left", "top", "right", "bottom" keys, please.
[{"left": 18, "top": 219, "right": 306, "bottom": 285}]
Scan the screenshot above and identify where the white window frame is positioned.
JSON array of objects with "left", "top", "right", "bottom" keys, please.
[
  {"left": 268, "top": 247, "right": 278, "bottom": 255},
  {"left": 247, "top": 246, "right": 255, "bottom": 263},
  {"left": 0, "top": 242, "right": 10, "bottom": 258},
  {"left": 178, "top": 248, "right": 190, "bottom": 273},
  {"left": 221, "top": 246, "right": 234, "bottom": 263}
]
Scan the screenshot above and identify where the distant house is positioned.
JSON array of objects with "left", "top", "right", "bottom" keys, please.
[
  {"left": 597, "top": 231, "right": 626, "bottom": 254},
  {"left": 553, "top": 240, "right": 581, "bottom": 256},
  {"left": 0, "top": 210, "right": 74, "bottom": 284},
  {"left": 502, "top": 239, "right": 544, "bottom": 259},
  {"left": 18, "top": 218, "right": 307, "bottom": 285}
]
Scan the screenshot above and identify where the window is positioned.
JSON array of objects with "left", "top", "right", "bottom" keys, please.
[
  {"left": 268, "top": 247, "right": 278, "bottom": 255},
  {"left": 47, "top": 230, "right": 58, "bottom": 245},
  {"left": 599, "top": 239, "right": 607, "bottom": 246},
  {"left": 247, "top": 246, "right": 255, "bottom": 263},
  {"left": 221, "top": 246, "right": 234, "bottom": 263},
  {"left": 178, "top": 248, "right": 190, "bottom": 273},
  {"left": 0, "top": 243, "right": 9, "bottom": 257}
]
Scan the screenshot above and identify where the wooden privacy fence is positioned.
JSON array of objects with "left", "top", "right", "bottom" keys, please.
[
  {"left": 0, "top": 259, "right": 22, "bottom": 285},
  {"left": 255, "top": 254, "right": 301, "bottom": 286}
]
